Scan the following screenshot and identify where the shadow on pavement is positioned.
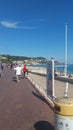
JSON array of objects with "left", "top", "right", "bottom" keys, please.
[
  {"left": 34, "top": 121, "right": 54, "bottom": 130},
  {"left": 32, "top": 91, "right": 47, "bottom": 103},
  {"left": 12, "top": 76, "right": 17, "bottom": 82},
  {"left": 32, "top": 91, "right": 54, "bottom": 111}
]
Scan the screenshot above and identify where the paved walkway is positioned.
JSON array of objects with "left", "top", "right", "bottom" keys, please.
[{"left": 0, "top": 67, "right": 54, "bottom": 130}]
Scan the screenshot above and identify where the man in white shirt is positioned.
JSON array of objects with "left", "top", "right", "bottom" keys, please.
[{"left": 14, "top": 64, "right": 22, "bottom": 83}]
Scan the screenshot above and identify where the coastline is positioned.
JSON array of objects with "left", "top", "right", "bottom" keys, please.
[
  {"left": 28, "top": 66, "right": 73, "bottom": 80},
  {"left": 29, "top": 63, "right": 73, "bottom": 75}
]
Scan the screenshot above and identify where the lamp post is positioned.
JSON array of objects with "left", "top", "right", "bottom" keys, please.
[
  {"left": 64, "top": 24, "right": 68, "bottom": 97},
  {"left": 65, "top": 24, "right": 68, "bottom": 77}
]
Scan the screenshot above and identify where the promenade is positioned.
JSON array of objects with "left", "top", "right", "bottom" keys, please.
[{"left": 0, "top": 67, "right": 54, "bottom": 130}]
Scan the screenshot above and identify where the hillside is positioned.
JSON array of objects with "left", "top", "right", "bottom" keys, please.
[
  {"left": 0, "top": 54, "right": 63, "bottom": 65},
  {"left": 0, "top": 54, "right": 48, "bottom": 64}
]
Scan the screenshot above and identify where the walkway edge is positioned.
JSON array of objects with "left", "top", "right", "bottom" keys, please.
[{"left": 26, "top": 75, "right": 54, "bottom": 110}]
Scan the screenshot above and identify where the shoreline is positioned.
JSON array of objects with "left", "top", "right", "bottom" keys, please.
[
  {"left": 28, "top": 66, "right": 73, "bottom": 84},
  {"left": 28, "top": 64, "right": 73, "bottom": 76}
]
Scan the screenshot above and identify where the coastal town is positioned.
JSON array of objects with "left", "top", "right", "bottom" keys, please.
[{"left": 0, "top": 54, "right": 63, "bottom": 65}]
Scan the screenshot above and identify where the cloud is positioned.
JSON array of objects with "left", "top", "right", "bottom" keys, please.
[
  {"left": 0, "top": 21, "right": 18, "bottom": 28},
  {"left": 0, "top": 21, "right": 36, "bottom": 30}
]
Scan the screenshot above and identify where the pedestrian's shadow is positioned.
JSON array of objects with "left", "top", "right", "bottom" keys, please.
[
  {"left": 12, "top": 76, "right": 17, "bottom": 83},
  {"left": 34, "top": 121, "right": 54, "bottom": 130}
]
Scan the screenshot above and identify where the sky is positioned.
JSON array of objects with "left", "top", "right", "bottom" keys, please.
[{"left": 0, "top": 0, "right": 73, "bottom": 63}]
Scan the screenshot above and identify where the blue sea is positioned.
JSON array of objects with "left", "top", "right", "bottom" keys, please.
[
  {"left": 54, "top": 64, "right": 73, "bottom": 75},
  {"left": 31, "top": 64, "right": 73, "bottom": 75}
]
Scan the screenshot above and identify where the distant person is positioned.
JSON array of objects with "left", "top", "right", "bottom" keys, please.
[
  {"left": 26, "top": 65, "right": 29, "bottom": 75},
  {"left": 0, "top": 67, "right": 2, "bottom": 78},
  {"left": 22, "top": 64, "right": 27, "bottom": 77},
  {"left": 10, "top": 63, "right": 13, "bottom": 69},
  {"left": 1, "top": 64, "right": 4, "bottom": 71},
  {"left": 14, "top": 64, "right": 22, "bottom": 83},
  {"left": 54, "top": 70, "right": 57, "bottom": 76}
]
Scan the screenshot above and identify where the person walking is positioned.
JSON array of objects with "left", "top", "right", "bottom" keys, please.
[
  {"left": 14, "top": 64, "right": 22, "bottom": 83},
  {"left": 22, "top": 64, "right": 27, "bottom": 78},
  {"left": 1, "top": 64, "right": 4, "bottom": 71},
  {"left": 26, "top": 65, "right": 29, "bottom": 75},
  {"left": 0, "top": 67, "right": 2, "bottom": 78}
]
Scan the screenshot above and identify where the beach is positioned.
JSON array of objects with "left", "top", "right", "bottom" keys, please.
[{"left": 29, "top": 64, "right": 73, "bottom": 75}]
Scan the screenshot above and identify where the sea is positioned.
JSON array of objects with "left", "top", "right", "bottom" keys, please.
[{"left": 31, "top": 64, "right": 73, "bottom": 75}]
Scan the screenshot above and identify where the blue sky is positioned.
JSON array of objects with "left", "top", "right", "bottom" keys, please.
[{"left": 0, "top": 0, "right": 73, "bottom": 63}]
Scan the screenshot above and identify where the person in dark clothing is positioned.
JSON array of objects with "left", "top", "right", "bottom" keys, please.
[
  {"left": 1, "top": 64, "right": 4, "bottom": 71},
  {"left": 0, "top": 67, "right": 2, "bottom": 78}
]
